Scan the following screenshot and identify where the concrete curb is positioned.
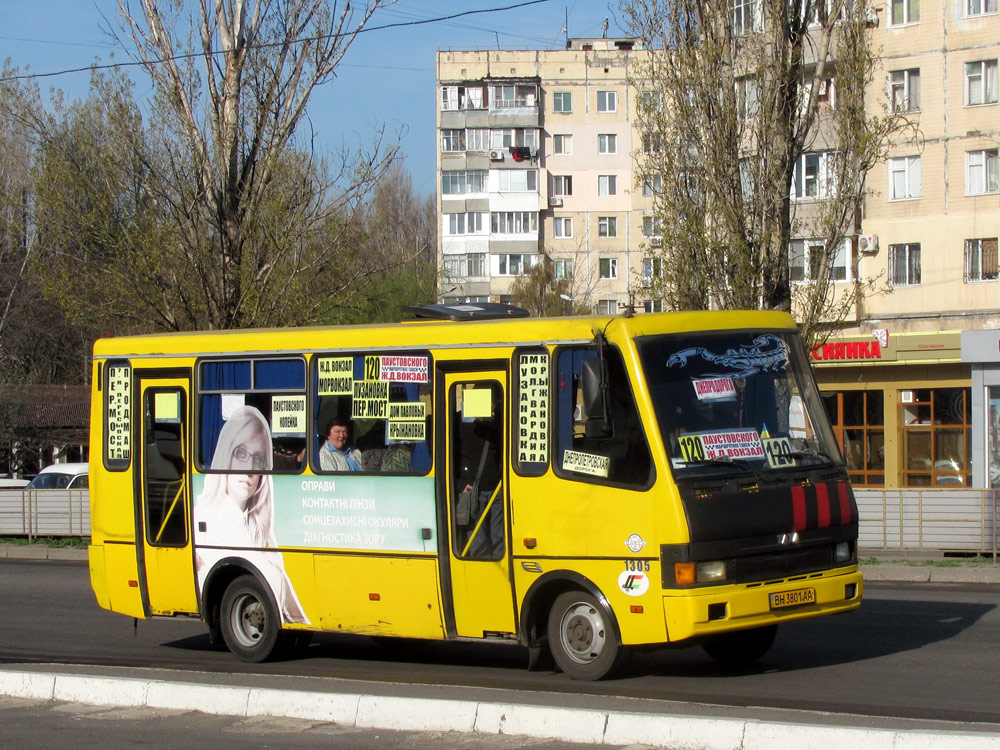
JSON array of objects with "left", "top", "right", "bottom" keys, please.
[{"left": 0, "top": 668, "right": 997, "bottom": 749}]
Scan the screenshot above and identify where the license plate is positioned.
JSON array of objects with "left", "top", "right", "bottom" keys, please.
[{"left": 769, "top": 587, "right": 816, "bottom": 609}]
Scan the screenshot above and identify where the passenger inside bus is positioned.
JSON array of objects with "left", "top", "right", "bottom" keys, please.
[{"left": 319, "top": 417, "right": 365, "bottom": 471}]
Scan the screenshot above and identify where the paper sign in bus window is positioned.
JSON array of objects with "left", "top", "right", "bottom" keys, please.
[
  {"left": 462, "top": 387, "right": 493, "bottom": 419},
  {"left": 691, "top": 377, "right": 736, "bottom": 402},
  {"left": 678, "top": 430, "right": 764, "bottom": 462},
  {"left": 563, "top": 449, "right": 610, "bottom": 477},
  {"left": 106, "top": 364, "right": 132, "bottom": 461},
  {"left": 379, "top": 355, "right": 429, "bottom": 383},
  {"left": 271, "top": 395, "right": 306, "bottom": 436},
  {"left": 518, "top": 353, "right": 549, "bottom": 463},
  {"left": 388, "top": 401, "right": 426, "bottom": 442},
  {"left": 154, "top": 391, "right": 181, "bottom": 424},
  {"left": 317, "top": 357, "right": 354, "bottom": 395},
  {"left": 352, "top": 380, "right": 389, "bottom": 419}
]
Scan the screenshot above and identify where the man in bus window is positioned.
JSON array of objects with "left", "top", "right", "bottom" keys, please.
[{"left": 320, "top": 417, "right": 365, "bottom": 471}]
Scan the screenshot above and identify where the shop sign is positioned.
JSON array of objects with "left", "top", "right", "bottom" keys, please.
[{"left": 811, "top": 340, "right": 884, "bottom": 361}]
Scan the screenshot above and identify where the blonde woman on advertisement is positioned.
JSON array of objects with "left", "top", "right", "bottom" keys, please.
[{"left": 194, "top": 405, "right": 308, "bottom": 624}]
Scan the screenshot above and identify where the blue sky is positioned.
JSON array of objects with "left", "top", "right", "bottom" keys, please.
[{"left": 1, "top": 0, "right": 626, "bottom": 196}]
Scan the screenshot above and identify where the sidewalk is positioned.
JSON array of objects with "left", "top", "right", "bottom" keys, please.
[{"left": 3, "top": 543, "right": 999, "bottom": 583}]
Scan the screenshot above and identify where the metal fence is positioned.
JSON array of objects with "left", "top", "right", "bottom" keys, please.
[
  {"left": 856, "top": 488, "right": 999, "bottom": 558},
  {"left": 0, "top": 489, "right": 90, "bottom": 539},
  {"left": 0, "top": 487, "right": 998, "bottom": 558}
]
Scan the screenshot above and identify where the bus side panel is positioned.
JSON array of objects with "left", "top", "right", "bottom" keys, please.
[
  {"left": 89, "top": 542, "right": 145, "bottom": 617},
  {"left": 313, "top": 555, "right": 445, "bottom": 638}
]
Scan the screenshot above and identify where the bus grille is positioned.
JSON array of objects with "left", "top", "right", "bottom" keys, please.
[{"left": 729, "top": 546, "right": 834, "bottom": 584}]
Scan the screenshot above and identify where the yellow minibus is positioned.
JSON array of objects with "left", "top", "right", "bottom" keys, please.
[{"left": 88, "top": 304, "right": 861, "bottom": 680}]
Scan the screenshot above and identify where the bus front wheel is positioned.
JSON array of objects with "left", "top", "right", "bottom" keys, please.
[
  {"left": 701, "top": 624, "right": 777, "bottom": 665},
  {"left": 220, "top": 575, "right": 282, "bottom": 663},
  {"left": 547, "top": 591, "right": 624, "bottom": 680}
]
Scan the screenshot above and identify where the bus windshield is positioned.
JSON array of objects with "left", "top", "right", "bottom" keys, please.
[{"left": 637, "top": 330, "right": 841, "bottom": 476}]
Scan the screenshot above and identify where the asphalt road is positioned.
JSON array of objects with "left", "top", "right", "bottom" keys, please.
[{"left": 2, "top": 559, "right": 999, "bottom": 726}]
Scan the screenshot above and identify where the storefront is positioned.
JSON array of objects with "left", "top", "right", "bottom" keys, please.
[
  {"left": 811, "top": 330, "right": 970, "bottom": 488},
  {"left": 960, "top": 330, "right": 1000, "bottom": 489}
]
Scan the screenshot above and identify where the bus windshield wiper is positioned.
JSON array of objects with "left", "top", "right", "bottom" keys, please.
[{"left": 686, "top": 456, "right": 763, "bottom": 480}]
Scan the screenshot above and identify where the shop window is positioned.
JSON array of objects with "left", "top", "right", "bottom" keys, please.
[
  {"left": 823, "top": 390, "right": 884, "bottom": 486},
  {"left": 900, "top": 388, "right": 971, "bottom": 486},
  {"left": 554, "top": 346, "right": 652, "bottom": 488}
]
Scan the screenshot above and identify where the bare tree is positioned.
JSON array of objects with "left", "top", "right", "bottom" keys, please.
[
  {"left": 625, "top": 0, "right": 904, "bottom": 341},
  {"left": 98, "top": 0, "right": 398, "bottom": 330}
]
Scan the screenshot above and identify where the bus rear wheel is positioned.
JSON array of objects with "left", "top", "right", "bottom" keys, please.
[
  {"left": 702, "top": 624, "right": 777, "bottom": 665},
  {"left": 547, "top": 591, "right": 624, "bottom": 680},
  {"left": 220, "top": 575, "right": 282, "bottom": 663}
]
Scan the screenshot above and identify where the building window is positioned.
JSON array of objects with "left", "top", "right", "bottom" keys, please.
[
  {"left": 890, "top": 0, "right": 919, "bottom": 25},
  {"left": 596, "top": 299, "right": 619, "bottom": 315},
  {"left": 900, "top": 388, "right": 971, "bottom": 487},
  {"left": 642, "top": 175, "right": 663, "bottom": 197},
  {"left": 497, "top": 254, "right": 533, "bottom": 276},
  {"left": 730, "top": 0, "right": 758, "bottom": 34},
  {"left": 889, "top": 69, "right": 920, "bottom": 113},
  {"left": 597, "top": 90, "right": 617, "bottom": 112},
  {"left": 642, "top": 216, "right": 663, "bottom": 238},
  {"left": 643, "top": 300, "right": 664, "bottom": 313},
  {"left": 598, "top": 216, "right": 618, "bottom": 238},
  {"left": 965, "top": 238, "right": 999, "bottom": 282},
  {"left": 641, "top": 132, "right": 663, "bottom": 155},
  {"left": 441, "top": 85, "right": 484, "bottom": 111},
  {"left": 491, "top": 212, "right": 538, "bottom": 234},
  {"left": 640, "top": 90, "right": 662, "bottom": 113},
  {"left": 967, "top": 0, "right": 998, "bottom": 15},
  {"left": 554, "top": 258, "right": 574, "bottom": 279},
  {"left": 553, "top": 134, "right": 573, "bottom": 155},
  {"left": 735, "top": 76, "right": 761, "bottom": 117},
  {"left": 446, "top": 212, "right": 486, "bottom": 235},
  {"left": 467, "top": 253, "right": 486, "bottom": 277},
  {"left": 790, "top": 239, "right": 851, "bottom": 282},
  {"left": 791, "top": 151, "right": 837, "bottom": 199},
  {"left": 889, "top": 155, "right": 922, "bottom": 200},
  {"left": 598, "top": 175, "right": 617, "bottom": 196},
  {"left": 497, "top": 170, "right": 538, "bottom": 192},
  {"left": 966, "top": 60, "right": 998, "bottom": 106},
  {"left": 598, "top": 257, "right": 618, "bottom": 279},
  {"left": 966, "top": 149, "right": 1000, "bottom": 194},
  {"left": 553, "top": 217, "right": 573, "bottom": 238},
  {"left": 552, "top": 175, "right": 573, "bottom": 196},
  {"left": 823, "top": 391, "right": 885, "bottom": 487},
  {"left": 598, "top": 134, "right": 617, "bottom": 154},
  {"left": 441, "top": 129, "right": 464, "bottom": 152},
  {"left": 442, "top": 255, "right": 464, "bottom": 278},
  {"left": 642, "top": 256, "right": 662, "bottom": 280},
  {"left": 491, "top": 84, "right": 537, "bottom": 110},
  {"left": 491, "top": 128, "right": 538, "bottom": 150},
  {"left": 441, "top": 170, "right": 487, "bottom": 195},
  {"left": 553, "top": 91, "right": 572, "bottom": 113},
  {"left": 889, "top": 242, "right": 921, "bottom": 286}
]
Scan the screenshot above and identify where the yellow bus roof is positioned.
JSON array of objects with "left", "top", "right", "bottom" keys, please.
[{"left": 92, "top": 310, "right": 799, "bottom": 359}]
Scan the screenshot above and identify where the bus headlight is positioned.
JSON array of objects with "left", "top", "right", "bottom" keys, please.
[
  {"left": 834, "top": 541, "right": 852, "bottom": 564},
  {"left": 696, "top": 561, "right": 727, "bottom": 583}
]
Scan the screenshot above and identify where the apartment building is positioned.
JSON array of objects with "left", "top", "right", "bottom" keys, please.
[
  {"left": 812, "top": 0, "right": 1000, "bottom": 490},
  {"left": 436, "top": 4, "right": 1000, "bottom": 489},
  {"left": 437, "top": 38, "right": 660, "bottom": 317}
]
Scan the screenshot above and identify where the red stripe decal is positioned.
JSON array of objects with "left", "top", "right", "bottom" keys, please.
[
  {"left": 838, "top": 481, "right": 852, "bottom": 524},
  {"left": 816, "top": 482, "right": 831, "bottom": 528},
  {"left": 791, "top": 485, "right": 807, "bottom": 531}
]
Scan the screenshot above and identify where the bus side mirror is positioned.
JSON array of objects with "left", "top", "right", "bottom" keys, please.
[{"left": 581, "top": 358, "right": 612, "bottom": 438}]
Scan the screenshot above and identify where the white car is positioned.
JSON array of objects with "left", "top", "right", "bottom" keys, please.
[{"left": 25, "top": 463, "right": 89, "bottom": 490}]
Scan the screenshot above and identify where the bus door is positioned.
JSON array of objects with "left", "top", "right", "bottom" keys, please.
[
  {"left": 136, "top": 375, "right": 197, "bottom": 616},
  {"left": 440, "top": 370, "right": 516, "bottom": 638}
]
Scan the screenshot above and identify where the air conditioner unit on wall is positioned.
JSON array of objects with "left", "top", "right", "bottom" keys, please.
[
  {"left": 859, "top": 234, "right": 878, "bottom": 254},
  {"left": 548, "top": 196, "right": 563, "bottom": 207},
  {"left": 489, "top": 150, "right": 505, "bottom": 161}
]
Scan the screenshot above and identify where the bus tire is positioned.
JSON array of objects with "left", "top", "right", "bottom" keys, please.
[
  {"left": 220, "top": 575, "right": 283, "bottom": 663},
  {"left": 547, "top": 591, "right": 624, "bottom": 680},
  {"left": 702, "top": 624, "right": 777, "bottom": 665}
]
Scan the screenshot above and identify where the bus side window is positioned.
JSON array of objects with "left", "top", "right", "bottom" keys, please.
[{"left": 555, "top": 347, "right": 652, "bottom": 487}]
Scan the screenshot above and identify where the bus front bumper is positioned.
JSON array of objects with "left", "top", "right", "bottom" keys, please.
[{"left": 663, "top": 567, "right": 863, "bottom": 643}]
